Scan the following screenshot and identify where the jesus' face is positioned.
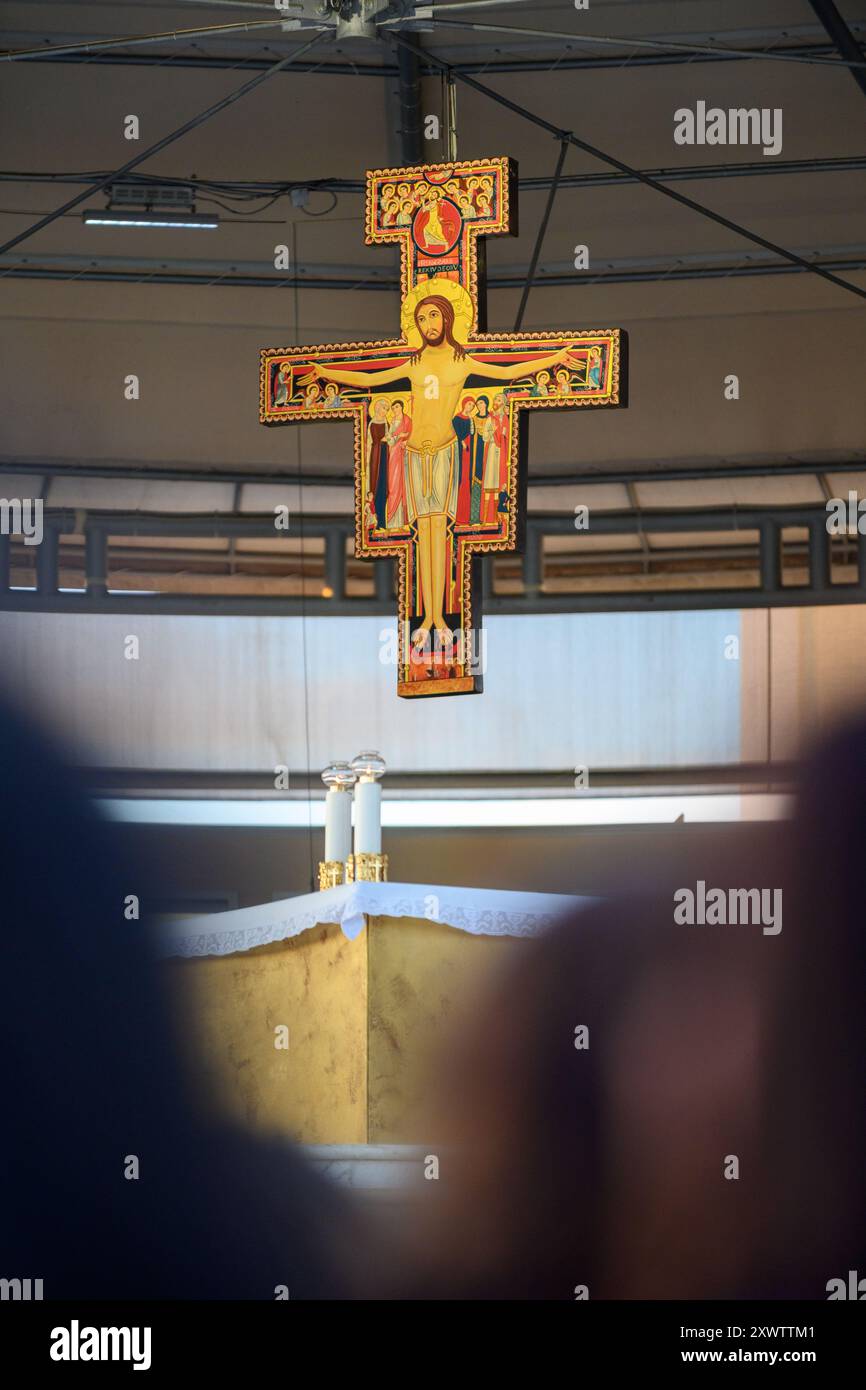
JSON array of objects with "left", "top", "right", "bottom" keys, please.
[{"left": 416, "top": 303, "right": 445, "bottom": 347}]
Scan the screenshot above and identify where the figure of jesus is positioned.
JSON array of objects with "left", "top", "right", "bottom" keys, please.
[{"left": 313, "top": 293, "right": 579, "bottom": 650}]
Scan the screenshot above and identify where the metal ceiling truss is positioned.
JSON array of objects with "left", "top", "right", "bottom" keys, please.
[
  {"left": 3, "top": 15, "right": 864, "bottom": 74},
  {"left": 4, "top": 248, "right": 863, "bottom": 290},
  {"left": 6, "top": 43, "right": 852, "bottom": 77},
  {"left": 4, "top": 8, "right": 865, "bottom": 301},
  {"left": 808, "top": 0, "right": 866, "bottom": 101},
  {"left": 6, "top": 153, "right": 865, "bottom": 198},
  {"left": 3, "top": 8, "right": 863, "bottom": 624}
]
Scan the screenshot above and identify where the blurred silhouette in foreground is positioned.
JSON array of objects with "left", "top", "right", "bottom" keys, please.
[
  {"left": 398, "top": 720, "right": 866, "bottom": 1299},
  {"left": 0, "top": 695, "right": 372, "bottom": 1299},
  {"left": 5, "top": 683, "right": 865, "bottom": 1301}
]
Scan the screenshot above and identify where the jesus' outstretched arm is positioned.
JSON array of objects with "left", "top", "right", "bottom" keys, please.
[
  {"left": 313, "top": 361, "right": 408, "bottom": 388},
  {"left": 464, "top": 345, "right": 575, "bottom": 382}
]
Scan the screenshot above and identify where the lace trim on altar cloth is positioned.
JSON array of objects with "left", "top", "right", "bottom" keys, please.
[{"left": 156, "top": 882, "right": 597, "bottom": 959}]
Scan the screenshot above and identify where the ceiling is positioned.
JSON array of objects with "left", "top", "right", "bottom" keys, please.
[{"left": 1, "top": 0, "right": 865, "bottom": 605}]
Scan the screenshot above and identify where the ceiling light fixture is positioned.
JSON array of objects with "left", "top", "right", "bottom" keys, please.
[
  {"left": 83, "top": 182, "right": 218, "bottom": 231},
  {"left": 82, "top": 210, "right": 219, "bottom": 230}
]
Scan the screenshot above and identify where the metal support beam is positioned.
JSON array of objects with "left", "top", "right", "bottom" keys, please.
[
  {"left": 2, "top": 457, "right": 865, "bottom": 492},
  {"left": 513, "top": 138, "right": 568, "bottom": 332},
  {"left": 4, "top": 154, "right": 864, "bottom": 198},
  {"left": 324, "top": 529, "right": 346, "bottom": 600},
  {"left": 522, "top": 525, "right": 543, "bottom": 594},
  {"left": 809, "top": 517, "right": 832, "bottom": 590},
  {"left": 9, "top": 31, "right": 858, "bottom": 75},
  {"left": 759, "top": 520, "right": 781, "bottom": 596},
  {"left": 9, "top": 503, "right": 848, "bottom": 539},
  {"left": 479, "top": 556, "right": 494, "bottom": 602},
  {"left": 35, "top": 523, "right": 58, "bottom": 595},
  {"left": 391, "top": 32, "right": 866, "bottom": 304},
  {"left": 396, "top": 42, "right": 423, "bottom": 164},
  {"left": 809, "top": 0, "right": 866, "bottom": 101},
  {"left": 84, "top": 526, "right": 107, "bottom": 598},
  {"left": 2, "top": 505, "right": 864, "bottom": 618},
  {"left": 0, "top": 33, "right": 326, "bottom": 258},
  {"left": 6, "top": 253, "right": 866, "bottom": 291}
]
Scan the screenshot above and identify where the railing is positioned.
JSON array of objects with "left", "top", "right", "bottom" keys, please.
[{"left": 1, "top": 504, "right": 863, "bottom": 615}]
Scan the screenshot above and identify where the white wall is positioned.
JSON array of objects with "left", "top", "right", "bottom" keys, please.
[{"left": 0, "top": 609, "right": 742, "bottom": 772}]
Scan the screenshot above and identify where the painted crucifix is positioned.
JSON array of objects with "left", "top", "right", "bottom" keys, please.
[{"left": 260, "top": 156, "right": 626, "bottom": 698}]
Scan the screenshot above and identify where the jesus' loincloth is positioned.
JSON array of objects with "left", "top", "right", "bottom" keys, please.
[{"left": 405, "top": 437, "right": 459, "bottom": 521}]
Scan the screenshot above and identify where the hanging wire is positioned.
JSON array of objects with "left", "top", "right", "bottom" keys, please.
[
  {"left": 442, "top": 72, "right": 459, "bottom": 162},
  {"left": 389, "top": 31, "right": 866, "bottom": 304},
  {"left": 299, "top": 192, "right": 339, "bottom": 216},
  {"left": 289, "top": 212, "right": 318, "bottom": 897},
  {"left": 196, "top": 191, "right": 289, "bottom": 215}
]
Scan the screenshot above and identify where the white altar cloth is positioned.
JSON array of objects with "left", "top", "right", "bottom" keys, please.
[{"left": 157, "top": 881, "right": 597, "bottom": 959}]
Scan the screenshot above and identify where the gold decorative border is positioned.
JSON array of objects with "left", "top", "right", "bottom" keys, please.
[
  {"left": 364, "top": 155, "right": 515, "bottom": 336},
  {"left": 364, "top": 155, "right": 514, "bottom": 245},
  {"left": 259, "top": 327, "right": 620, "bottom": 425},
  {"left": 261, "top": 328, "right": 623, "bottom": 693},
  {"left": 258, "top": 158, "right": 625, "bottom": 700},
  {"left": 398, "top": 675, "right": 476, "bottom": 697}
]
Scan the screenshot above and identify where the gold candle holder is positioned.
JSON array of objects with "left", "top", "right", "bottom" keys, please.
[
  {"left": 345, "top": 852, "right": 389, "bottom": 883},
  {"left": 317, "top": 860, "right": 346, "bottom": 891}
]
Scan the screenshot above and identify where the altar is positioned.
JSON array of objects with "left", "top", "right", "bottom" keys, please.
[{"left": 159, "top": 882, "right": 593, "bottom": 1146}]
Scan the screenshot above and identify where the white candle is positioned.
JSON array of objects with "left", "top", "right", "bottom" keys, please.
[
  {"left": 325, "top": 786, "right": 352, "bottom": 861},
  {"left": 354, "top": 777, "right": 382, "bottom": 854},
  {"left": 321, "top": 761, "right": 355, "bottom": 864}
]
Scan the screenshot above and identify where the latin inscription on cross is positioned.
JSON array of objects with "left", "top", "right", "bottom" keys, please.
[{"left": 260, "top": 156, "right": 626, "bottom": 698}]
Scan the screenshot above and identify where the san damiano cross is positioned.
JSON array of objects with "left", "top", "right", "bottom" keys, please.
[{"left": 260, "top": 156, "right": 626, "bottom": 698}]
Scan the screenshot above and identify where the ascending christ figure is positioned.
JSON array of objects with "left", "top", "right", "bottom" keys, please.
[{"left": 314, "top": 290, "right": 578, "bottom": 650}]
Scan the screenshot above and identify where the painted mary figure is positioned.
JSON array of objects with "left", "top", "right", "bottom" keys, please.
[{"left": 386, "top": 399, "right": 412, "bottom": 529}]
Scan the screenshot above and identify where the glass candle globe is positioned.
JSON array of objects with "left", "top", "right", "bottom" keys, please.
[
  {"left": 322, "top": 760, "right": 355, "bottom": 791},
  {"left": 350, "top": 750, "right": 386, "bottom": 783}
]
